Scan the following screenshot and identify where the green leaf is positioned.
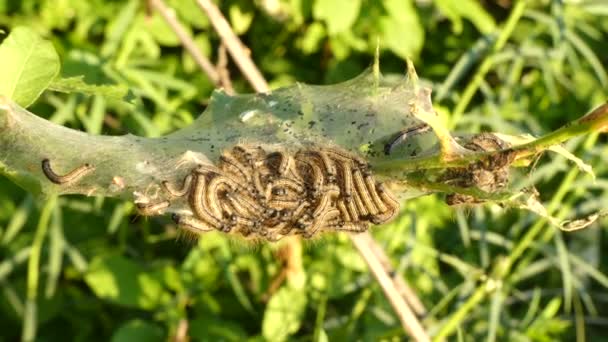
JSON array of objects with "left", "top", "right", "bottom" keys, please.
[
  {"left": 168, "top": 0, "right": 210, "bottom": 29},
  {"left": 541, "top": 298, "right": 562, "bottom": 319},
  {"left": 142, "top": 13, "right": 184, "bottom": 47},
  {"left": 313, "top": 0, "right": 361, "bottom": 35},
  {"left": 0, "top": 26, "right": 60, "bottom": 107},
  {"left": 262, "top": 286, "right": 307, "bottom": 341},
  {"left": 48, "top": 76, "right": 130, "bottom": 101},
  {"left": 434, "top": 0, "right": 496, "bottom": 34},
  {"left": 299, "top": 22, "right": 326, "bottom": 54},
  {"left": 102, "top": 0, "right": 139, "bottom": 57},
  {"left": 189, "top": 316, "right": 248, "bottom": 341},
  {"left": 84, "top": 255, "right": 168, "bottom": 310},
  {"left": 379, "top": 0, "right": 424, "bottom": 59},
  {"left": 111, "top": 319, "right": 164, "bottom": 342},
  {"left": 229, "top": 2, "right": 255, "bottom": 35}
]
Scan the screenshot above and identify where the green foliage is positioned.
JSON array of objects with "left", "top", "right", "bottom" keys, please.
[
  {"left": 313, "top": 0, "right": 361, "bottom": 35},
  {"left": 434, "top": 0, "right": 496, "bottom": 34},
  {"left": 0, "top": 26, "right": 59, "bottom": 107},
  {"left": 0, "top": 1, "right": 607, "bottom": 342},
  {"left": 48, "top": 76, "right": 130, "bottom": 102},
  {"left": 84, "top": 255, "right": 169, "bottom": 310},
  {"left": 111, "top": 320, "right": 164, "bottom": 342},
  {"left": 377, "top": 0, "right": 424, "bottom": 60},
  {"left": 262, "top": 285, "right": 307, "bottom": 341}
]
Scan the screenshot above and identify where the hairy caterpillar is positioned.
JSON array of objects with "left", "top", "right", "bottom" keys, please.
[{"left": 139, "top": 144, "right": 400, "bottom": 242}]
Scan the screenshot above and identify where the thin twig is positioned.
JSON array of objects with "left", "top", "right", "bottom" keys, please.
[
  {"left": 194, "top": 0, "right": 269, "bottom": 92},
  {"left": 217, "top": 44, "right": 235, "bottom": 95},
  {"left": 351, "top": 233, "right": 431, "bottom": 342},
  {"left": 172, "top": 319, "right": 189, "bottom": 342},
  {"left": 148, "top": 0, "right": 220, "bottom": 84},
  {"left": 367, "top": 234, "right": 427, "bottom": 316}
]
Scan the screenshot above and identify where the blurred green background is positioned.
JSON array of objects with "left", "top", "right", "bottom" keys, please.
[{"left": 0, "top": 0, "right": 607, "bottom": 341}]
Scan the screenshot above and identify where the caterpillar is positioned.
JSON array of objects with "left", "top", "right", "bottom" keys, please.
[
  {"left": 41, "top": 158, "right": 95, "bottom": 185},
  {"left": 139, "top": 143, "right": 400, "bottom": 242}
]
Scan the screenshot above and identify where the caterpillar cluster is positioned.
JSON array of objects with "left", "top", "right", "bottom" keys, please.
[
  {"left": 444, "top": 133, "right": 514, "bottom": 205},
  {"left": 138, "top": 144, "right": 400, "bottom": 241}
]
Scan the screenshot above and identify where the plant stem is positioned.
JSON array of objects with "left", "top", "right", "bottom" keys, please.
[
  {"left": 195, "top": 0, "right": 269, "bottom": 92},
  {"left": 22, "top": 195, "right": 57, "bottom": 342},
  {"left": 432, "top": 132, "right": 591, "bottom": 341},
  {"left": 432, "top": 284, "right": 488, "bottom": 342},
  {"left": 149, "top": 0, "right": 220, "bottom": 84},
  {"left": 351, "top": 233, "right": 430, "bottom": 342},
  {"left": 375, "top": 103, "right": 608, "bottom": 174}
]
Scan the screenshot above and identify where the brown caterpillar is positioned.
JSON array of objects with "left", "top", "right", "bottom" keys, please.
[
  {"left": 162, "top": 174, "right": 193, "bottom": 197},
  {"left": 41, "top": 158, "right": 95, "bottom": 185},
  {"left": 136, "top": 200, "right": 170, "bottom": 216},
  {"left": 140, "top": 144, "right": 400, "bottom": 242}
]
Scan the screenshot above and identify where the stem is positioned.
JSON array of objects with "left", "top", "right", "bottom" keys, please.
[
  {"left": 351, "top": 233, "right": 430, "bottom": 342},
  {"left": 22, "top": 195, "right": 57, "bottom": 342},
  {"left": 499, "top": 168, "right": 579, "bottom": 278},
  {"left": 148, "top": 0, "right": 220, "bottom": 84},
  {"left": 375, "top": 103, "right": 608, "bottom": 174},
  {"left": 431, "top": 133, "right": 592, "bottom": 341},
  {"left": 195, "top": 0, "right": 269, "bottom": 92},
  {"left": 432, "top": 284, "right": 488, "bottom": 342}
]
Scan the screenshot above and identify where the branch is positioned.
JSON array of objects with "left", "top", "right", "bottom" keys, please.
[
  {"left": 351, "top": 233, "right": 430, "bottom": 341},
  {"left": 195, "top": 0, "right": 269, "bottom": 92},
  {"left": 148, "top": 0, "right": 220, "bottom": 84}
]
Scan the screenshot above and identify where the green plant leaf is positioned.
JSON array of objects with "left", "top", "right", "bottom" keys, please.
[
  {"left": 142, "top": 13, "right": 184, "bottom": 47},
  {"left": 84, "top": 255, "right": 168, "bottom": 310},
  {"left": 299, "top": 22, "right": 326, "bottom": 54},
  {"left": 313, "top": 0, "right": 361, "bottom": 35},
  {"left": 168, "top": 0, "right": 210, "bottom": 29},
  {"left": 111, "top": 319, "right": 164, "bottom": 342},
  {"left": 262, "top": 286, "right": 307, "bottom": 341},
  {"left": 229, "top": 1, "right": 254, "bottom": 35},
  {"left": 189, "top": 316, "right": 248, "bottom": 341},
  {"left": 0, "top": 26, "right": 60, "bottom": 107},
  {"left": 379, "top": 0, "right": 424, "bottom": 59},
  {"left": 434, "top": 0, "right": 496, "bottom": 34},
  {"left": 48, "top": 76, "right": 130, "bottom": 101}
]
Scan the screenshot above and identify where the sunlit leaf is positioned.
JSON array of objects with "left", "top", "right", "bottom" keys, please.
[
  {"left": 0, "top": 27, "right": 59, "bottom": 107},
  {"left": 84, "top": 255, "right": 168, "bottom": 310},
  {"left": 378, "top": 0, "right": 424, "bottom": 59},
  {"left": 48, "top": 76, "right": 130, "bottom": 102},
  {"left": 313, "top": 0, "right": 361, "bottom": 35},
  {"left": 434, "top": 0, "right": 496, "bottom": 34},
  {"left": 111, "top": 320, "right": 164, "bottom": 342},
  {"left": 229, "top": 2, "right": 254, "bottom": 35},
  {"left": 262, "top": 286, "right": 307, "bottom": 341}
]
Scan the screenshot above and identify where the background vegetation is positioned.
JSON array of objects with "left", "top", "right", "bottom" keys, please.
[{"left": 0, "top": 0, "right": 607, "bottom": 341}]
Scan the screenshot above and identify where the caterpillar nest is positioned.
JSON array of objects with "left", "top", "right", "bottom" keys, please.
[{"left": 137, "top": 144, "right": 400, "bottom": 242}]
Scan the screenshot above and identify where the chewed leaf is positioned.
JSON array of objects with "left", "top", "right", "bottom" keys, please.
[
  {"left": 560, "top": 210, "right": 608, "bottom": 232},
  {"left": 48, "top": 76, "right": 131, "bottom": 102},
  {"left": 548, "top": 145, "right": 595, "bottom": 180},
  {"left": 505, "top": 191, "right": 607, "bottom": 232}
]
